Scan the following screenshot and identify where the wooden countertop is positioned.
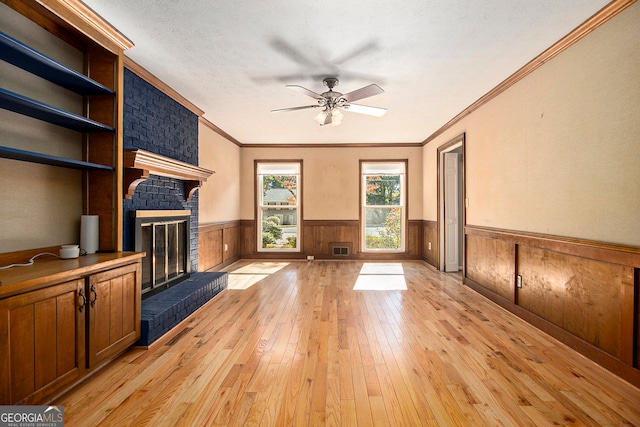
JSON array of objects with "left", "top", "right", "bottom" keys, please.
[{"left": 0, "top": 252, "right": 144, "bottom": 299}]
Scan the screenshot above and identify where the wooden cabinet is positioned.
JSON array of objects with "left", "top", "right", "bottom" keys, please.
[
  {"left": 88, "top": 263, "right": 141, "bottom": 368},
  {"left": 0, "top": 280, "right": 85, "bottom": 405},
  {"left": 0, "top": 253, "right": 143, "bottom": 405}
]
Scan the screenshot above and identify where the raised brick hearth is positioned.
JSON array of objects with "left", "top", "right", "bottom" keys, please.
[{"left": 136, "top": 272, "right": 228, "bottom": 346}]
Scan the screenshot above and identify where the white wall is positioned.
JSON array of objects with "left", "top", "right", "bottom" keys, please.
[
  {"left": 423, "top": 3, "right": 640, "bottom": 246},
  {"left": 198, "top": 121, "right": 241, "bottom": 223},
  {"left": 240, "top": 146, "right": 423, "bottom": 221}
]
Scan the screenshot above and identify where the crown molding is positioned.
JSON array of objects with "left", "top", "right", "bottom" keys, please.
[
  {"left": 32, "top": 0, "right": 134, "bottom": 52},
  {"left": 199, "top": 117, "right": 243, "bottom": 147},
  {"left": 240, "top": 142, "right": 423, "bottom": 149}
]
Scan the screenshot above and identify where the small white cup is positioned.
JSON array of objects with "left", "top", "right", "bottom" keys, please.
[{"left": 60, "top": 244, "right": 80, "bottom": 259}]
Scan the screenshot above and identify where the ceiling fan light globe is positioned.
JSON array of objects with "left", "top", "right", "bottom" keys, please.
[
  {"left": 314, "top": 111, "right": 330, "bottom": 126},
  {"left": 331, "top": 108, "right": 344, "bottom": 126}
]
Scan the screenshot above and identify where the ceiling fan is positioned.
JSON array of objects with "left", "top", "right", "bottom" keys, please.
[{"left": 271, "top": 77, "right": 387, "bottom": 126}]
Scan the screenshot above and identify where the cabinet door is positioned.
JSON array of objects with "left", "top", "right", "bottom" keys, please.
[
  {"left": 0, "top": 280, "right": 85, "bottom": 405},
  {"left": 87, "top": 262, "right": 141, "bottom": 368}
]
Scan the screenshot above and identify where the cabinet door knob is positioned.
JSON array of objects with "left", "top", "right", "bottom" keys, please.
[
  {"left": 90, "top": 284, "right": 98, "bottom": 308},
  {"left": 78, "top": 290, "right": 87, "bottom": 312}
]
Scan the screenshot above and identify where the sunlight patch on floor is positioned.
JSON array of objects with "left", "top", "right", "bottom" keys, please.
[
  {"left": 359, "top": 262, "right": 404, "bottom": 275},
  {"left": 353, "top": 274, "right": 407, "bottom": 290},
  {"left": 353, "top": 262, "right": 407, "bottom": 291},
  {"left": 227, "top": 274, "right": 269, "bottom": 290},
  {"left": 227, "top": 262, "right": 290, "bottom": 289}
]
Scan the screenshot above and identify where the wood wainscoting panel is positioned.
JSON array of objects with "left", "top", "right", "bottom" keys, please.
[
  {"left": 199, "top": 225, "right": 223, "bottom": 271},
  {"left": 303, "top": 220, "right": 423, "bottom": 259},
  {"left": 199, "top": 221, "right": 241, "bottom": 271},
  {"left": 239, "top": 220, "right": 256, "bottom": 258},
  {"left": 222, "top": 225, "right": 239, "bottom": 263},
  {"left": 517, "top": 245, "right": 628, "bottom": 359},
  {"left": 635, "top": 268, "right": 640, "bottom": 369},
  {"left": 423, "top": 220, "right": 438, "bottom": 268},
  {"left": 465, "top": 234, "right": 515, "bottom": 301},
  {"left": 407, "top": 220, "right": 423, "bottom": 257},
  {"left": 464, "top": 225, "right": 640, "bottom": 386},
  {"left": 238, "top": 219, "right": 422, "bottom": 260},
  {"left": 303, "top": 220, "right": 359, "bottom": 258}
]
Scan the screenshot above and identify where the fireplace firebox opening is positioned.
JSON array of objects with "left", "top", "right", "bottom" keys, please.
[{"left": 132, "top": 210, "right": 191, "bottom": 299}]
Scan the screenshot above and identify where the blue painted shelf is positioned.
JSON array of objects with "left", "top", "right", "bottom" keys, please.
[
  {"left": 0, "top": 31, "right": 115, "bottom": 96},
  {"left": 0, "top": 146, "right": 114, "bottom": 171},
  {"left": 0, "top": 88, "right": 115, "bottom": 132}
]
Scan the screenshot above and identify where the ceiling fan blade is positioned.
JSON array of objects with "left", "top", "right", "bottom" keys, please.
[
  {"left": 271, "top": 105, "right": 320, "bottom": 113},
  {"left": 340, "top": 84, "right": 384, "bottom": 103},
  {"left": 269, "top": 38, "right": 316, "bottom": 67},
  {"left": 331, "top": 41, "right": 379, "bottom": 65},
  {"left": 342, "top": 103, "right": 387, "bottom": 117},
  {"left": 286, "top": 85, "right": 324, "bottom": 100}
]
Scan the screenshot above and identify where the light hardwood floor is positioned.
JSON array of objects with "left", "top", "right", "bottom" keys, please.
[{"left": 60, "top": 260, "right": 640, "bottom": 426}]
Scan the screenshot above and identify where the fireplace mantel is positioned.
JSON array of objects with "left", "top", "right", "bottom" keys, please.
[{"left": 124, "top": 149, "right": 214, "bottom": 201}]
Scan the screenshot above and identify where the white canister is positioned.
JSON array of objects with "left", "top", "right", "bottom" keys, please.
[
  {"left": 81, "top": 215, "right": 99, "bottom": 254},
  {"left": 60, "top": 244, "right": 80, "bottom": 259}
]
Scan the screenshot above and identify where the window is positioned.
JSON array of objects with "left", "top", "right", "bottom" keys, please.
[
  {"left": 361, "top": 161, "right": 406, "bottom": 252},
  {"left": 256, "top": 161, "right": 301, "bottom": 252}
]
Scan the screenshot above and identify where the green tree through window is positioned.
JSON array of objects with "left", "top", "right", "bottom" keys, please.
[
  {"left": 257, "top": 162, "right": 301, "bottom": 252},
  {"left": 362, "top": 162, "right": 406, "bottom": 251},
  {"left": 366, "top": 175, "right": 400, "bottom": 205}
]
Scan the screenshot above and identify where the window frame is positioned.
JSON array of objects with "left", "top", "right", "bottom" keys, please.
[
  {"left": 360, "top": 160, "right": 407, "bottom": 253},
  {"left": 255, "top": 160, "right": 302, "bottom": 252}
]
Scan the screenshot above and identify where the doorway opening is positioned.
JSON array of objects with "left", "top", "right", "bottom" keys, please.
[{"left": 438, "top": 133, "right": 465, "bottom": 273}]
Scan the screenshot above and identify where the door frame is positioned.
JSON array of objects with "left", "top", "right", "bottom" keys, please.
[{"left": 437, "top": 133, "right": 466, "bottom": 272}]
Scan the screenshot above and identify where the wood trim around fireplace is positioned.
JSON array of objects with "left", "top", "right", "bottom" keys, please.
[{"left": 123, "top": 149, "right": 214, "bottom": 201}]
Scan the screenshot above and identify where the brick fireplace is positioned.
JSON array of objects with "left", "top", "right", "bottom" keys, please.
[
  {"left": 122, "top": 67, "right": 227, "bottom": 346},
  {"left": 122, "top": 67, "right": 200, "bottom": 273}
]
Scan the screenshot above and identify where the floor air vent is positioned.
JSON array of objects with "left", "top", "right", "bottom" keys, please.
[{"left": 332, "top": 246, "right": 350, "bottom": 256}]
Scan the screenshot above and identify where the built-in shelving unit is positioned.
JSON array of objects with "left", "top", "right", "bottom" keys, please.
[
  {"left": 0, "top": 146, "right": 114, "bottom": 171},
  {"left": 0, "top": 88, "right": 115, "bottom": 132},
  {"left": 0, "top": 31, "right": 115, "bottom": 96},
  {"left": 0, "top": 2, "right": 133, "bottom": 252},
  {"left": 0, "top": 30, "right": 115, "bottom": 173}
]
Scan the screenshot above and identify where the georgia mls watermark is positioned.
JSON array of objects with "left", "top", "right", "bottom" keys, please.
[{"left": 0, "top": 406, "right": 64, "bottom": 427}]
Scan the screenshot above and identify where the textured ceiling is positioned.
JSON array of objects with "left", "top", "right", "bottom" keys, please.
[{"left": 82, "top": 0, "right": 609, "bottom": 144}]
